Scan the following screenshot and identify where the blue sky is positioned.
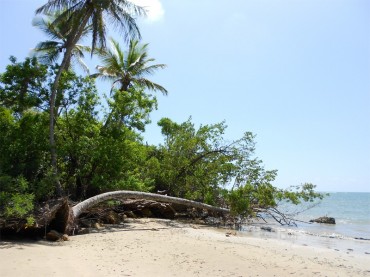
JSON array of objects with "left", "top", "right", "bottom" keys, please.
[{"left": 0, "top": 0, "right": 369, "bottom": 192}]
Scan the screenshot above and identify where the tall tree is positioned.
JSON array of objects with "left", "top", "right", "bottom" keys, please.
[
  {"left": 92, "top": 38, "right": 167, "bottom": 130},
  {"left": 93, "top": 38, "right": 167, "bottom": 94},
  {"left": 35, "top": 0, "right": 145, "bottom": 196}
]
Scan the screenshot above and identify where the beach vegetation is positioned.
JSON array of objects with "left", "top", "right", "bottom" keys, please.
[
  {"left": 0, "top": 1, "right": 324, "bottom": 234},
  {"left": 35, "top": 0, "right": 145, "bottom": 196}
]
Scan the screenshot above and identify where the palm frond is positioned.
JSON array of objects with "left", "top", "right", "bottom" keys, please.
[
  {"left": 72, "top": 55, "right": 90, "bottom": 74},
  {"left": 36, "top": 0, "right": 81, "bottom": 15},
  {"left": 90, "top": 8, "right": 107, "bottom": 53},
  {"left": 139, "top": 63, "right": 167, "bottom": 76},
  {"left": 33, "top": 16, "right": 63, "bottom": 41},
  {"left": 106, "top": 2, "right": 142, "bottom": 43},
  {"left": 135, "top": 78, "right": 168, "bottom": 95}
]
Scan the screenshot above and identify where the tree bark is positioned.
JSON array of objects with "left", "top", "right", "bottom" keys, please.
[{"left": 72, "top": 191, "right": 230, "bottom": 219}]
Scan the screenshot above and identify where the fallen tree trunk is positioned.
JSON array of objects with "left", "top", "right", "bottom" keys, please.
[
  {"left": 1, "top": 191, "right": 231, "bottom": 237},
  {"left": 72, "top": 191, "right": 230, "bottom": 218},
  {"left": 62, "top": 191, "right": 230, "bottom": 234}
]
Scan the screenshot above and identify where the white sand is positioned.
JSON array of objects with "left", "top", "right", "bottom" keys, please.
[{"left": 0, "top": 218, "right": 369, "bottom": 277}]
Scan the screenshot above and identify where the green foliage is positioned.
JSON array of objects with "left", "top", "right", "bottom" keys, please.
[
  {"left": 114, "top": 175, "right": 153, "bottom": 192},
  {"left": 228, "top": 184, "right": 253, "bottom": 216},
  {"left": 33, "top": 169, "right": 57, "bottom": 200},
  {"left": 0, "top": 176, "right": 34, "bottom": 219},
  {"left": 0, "top": 107, "right": 50, "bottom": 190},
  {"left": 0, "top": 56, "right": 48, "bottom": 115},
  {"left": 152, "top": 117, "right": 324, "bottom": 217},
  {"left": 104, "top": 200, "right": 121, "bottom": 207},
  {"left": 2, "top": 193, "right": 35, "bottom": 218},
  {"left": 53, "top": 67, "right": 154, "bottom": 198},
  {"left": 227, "top": 182, "right": 324, "bottom": 217},
  {"left": 275, "top": 183, "right": 325, "bottom": 204},
  {"left": 0, "top": 53, "right": 324, "bottom": 224},
  {"left": 106, "top": 87, "right": 158, "bottom": 132},
  {"left": 153, "top": 117, "right": 254, "bottom": 202}
]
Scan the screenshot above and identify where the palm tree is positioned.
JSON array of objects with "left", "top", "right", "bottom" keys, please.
[
  {"left": 91, "top": 38, "right": 167, "bottom": 129},
  {"left": 35, "top": 0, "right": 145, "bottom": 196},
  {"left": 31, "top": 12, "right": 91, "bottom": 73},
  {"left": 93, "top": 38, "right": 168, "bottom": 95}
]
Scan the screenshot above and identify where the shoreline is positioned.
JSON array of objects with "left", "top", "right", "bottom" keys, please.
[
  {"left": 0, "top": 218, "right": 369, "bottom": 276},
  {"left": 239, "top": 222, "right": 370, "bottom": 256}
]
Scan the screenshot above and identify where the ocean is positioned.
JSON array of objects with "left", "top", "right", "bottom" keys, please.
[{"left": 241, "top": 192, "right": 370, "bottom": 255}]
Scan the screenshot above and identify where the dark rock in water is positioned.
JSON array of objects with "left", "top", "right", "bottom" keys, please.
[
  {"left": 309, "top": 216, "right": 336, "bottom": 224},
  {"left": 355, "top": 237, "right": 370, "bottom": 241},
  {"left": 261, "top": 226, "right": 274, "bottom": 232}
]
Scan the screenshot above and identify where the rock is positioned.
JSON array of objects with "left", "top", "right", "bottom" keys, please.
[
  {"left": 103, "top": 211, "right": 120, "bottom": 224},
  {"left": 93, "top": 222, "right": 103, "bottom": 229},
  {"left": 123, "top": 211, "right": 137, "bottom": 218},
  {"left": 79, "top": 218, "right": 92, "bottom": 228},
  {"left": 261, "top": 226, "right": 274, "bottom": 232},
  {"left": 204, "top": 216, "right": 221, "bottom": 225},
  {"left": 192, "top": 218, "right": 205, "bottom": 225},
  {"left": 119, "top": 213, "right": 128, "bottom": 221},
  {"left": 78, "top": 228, "right": 90, "bottom": 235},
  {"left": 226, "top": 231, "right": 237, "bottom": 237},
  {"left": 141, "top": 207, "right": 153, "bottom": 217},
  {"left": 309, "top": 216, "right": 336, "bottom": 224},
  {"left": 46, "top": 230, "right": 62, "bottom": 241},
  {"left": 61, "top": 234, "right": 69, "bottom": 241},
  {"left": 355, "top": 237, "right": 370, "bottom": 241}
]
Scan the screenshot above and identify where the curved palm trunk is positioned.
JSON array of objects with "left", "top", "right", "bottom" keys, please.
[
  {"left": 72, "top": 190, "right": 230, "bottom": 219},
  {"left": 49, "top": 10, "right": 93, "bottom": 196},
  {"left": 58, "top": 191, "right": 230, "bottom": 234}
]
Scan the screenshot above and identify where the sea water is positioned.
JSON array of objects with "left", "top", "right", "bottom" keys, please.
[{"left": 241, "top": 192, "right": 370, "bottom": 254}]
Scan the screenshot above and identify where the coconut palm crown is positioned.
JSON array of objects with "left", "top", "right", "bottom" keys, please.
[
  {"left": 92, "top": 38, "right": 168, "bottom": 95},
  {"left": 32, "top": 12, "right": 91, "bottom": 72},
  {"left": 36, "top": 0, "right": 145, "bottom": 54}
]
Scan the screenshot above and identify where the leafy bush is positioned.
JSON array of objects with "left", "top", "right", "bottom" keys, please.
[{"left": 0, "top": 176, "right": 35, "bottom": 220}]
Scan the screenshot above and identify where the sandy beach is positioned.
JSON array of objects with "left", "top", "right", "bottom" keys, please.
[{"left": 0, "top": 218, "right": 369, "bottom": 277}]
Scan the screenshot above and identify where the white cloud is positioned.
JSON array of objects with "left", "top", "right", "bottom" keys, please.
[{"left": 130, "top": 0, "right": 165, "bottom": 22}]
